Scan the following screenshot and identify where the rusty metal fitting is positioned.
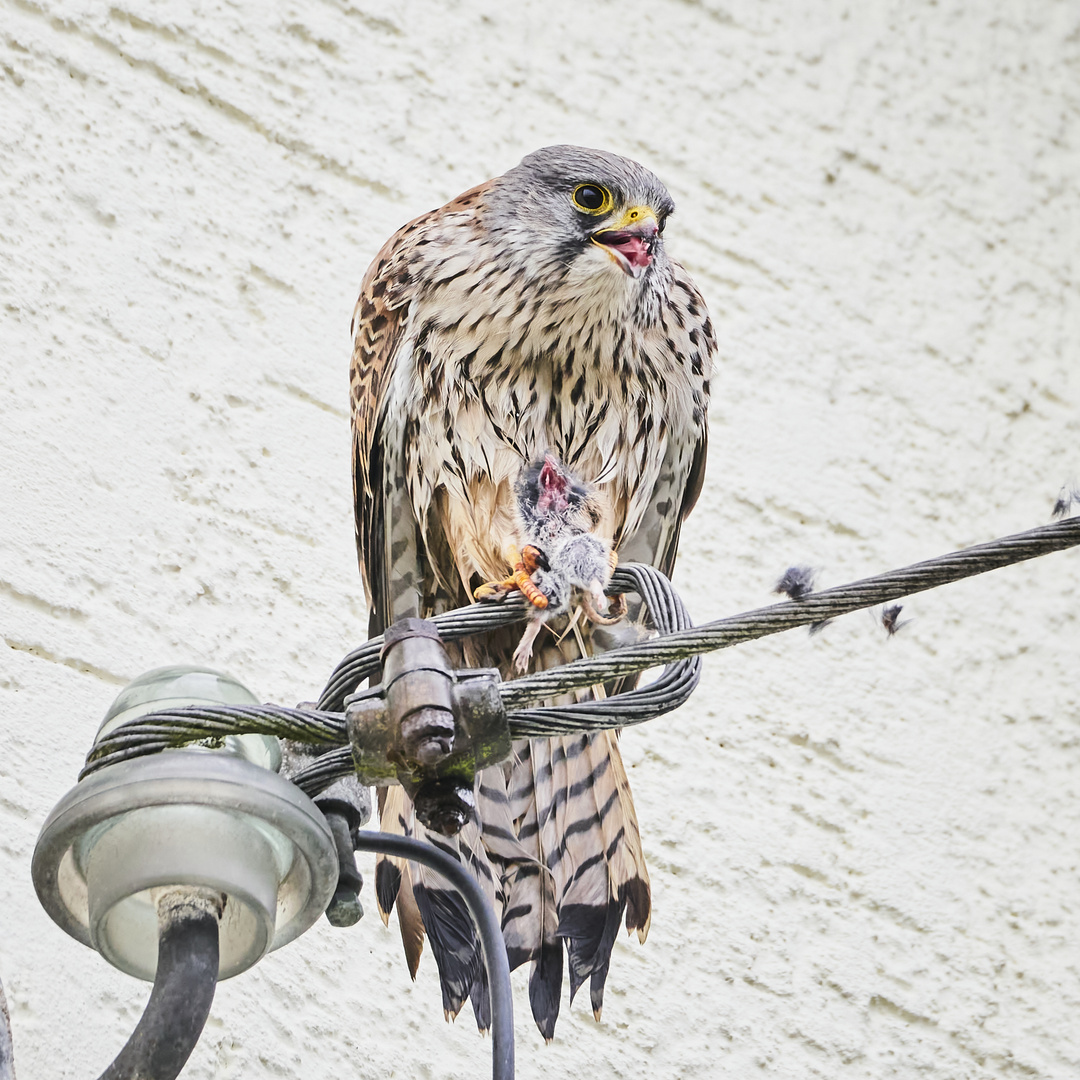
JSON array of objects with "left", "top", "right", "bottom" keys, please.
[
  {"left": 413, "top": 778, "right": 477, "bottom": 836},
  {"left": 380, "top": 619, "right": 457, "bottom": 768},
  {"left": 320, "top": 805, "right": 365, "bottom": 926},
  {"left": 343, "top": 619, "right": 511, "bottom": 836}
]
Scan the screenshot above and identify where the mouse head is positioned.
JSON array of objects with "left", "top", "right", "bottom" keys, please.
[{"left": 517, "top": 454, "right": 600, "bottom": 533}]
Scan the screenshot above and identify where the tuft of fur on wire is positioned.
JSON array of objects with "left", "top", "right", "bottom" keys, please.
[
  {"left": 1051, "top": 480, "right": 1080, "bottom": 520},
  {"left": 774, "top": 564, "right": 817, "bottom": 600},
  {"left": 774, "top": 564, "right": 832, "bottom": 635},
  {"left": 880, "top": 603, "right": 912, "bottom": 637}
]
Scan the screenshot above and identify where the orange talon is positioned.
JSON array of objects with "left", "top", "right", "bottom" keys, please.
[
  {"left": 521, "top": 545, "right": 545, "bottom": 573},
  {"left": 474, "top": 545, "right": 550, "bottom": 607},
  {"left": 513, "top": 545, "right": 550, "bottom": 608},
  {"left": 514, "top": 564, "right": 548, "bottom": 609}
]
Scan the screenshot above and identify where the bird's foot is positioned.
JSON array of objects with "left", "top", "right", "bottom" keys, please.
[
  {"left": 513, "top": 545, "right": 551, "bottom": 608},
  {"left": 473, "top": 546, "right": 551, "bottom": 609},
  {"left": 473, "top": 577, "right": 514, "bottom": 602}
]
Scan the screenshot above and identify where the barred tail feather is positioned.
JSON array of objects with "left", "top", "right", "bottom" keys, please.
[
  {"left": 469, "top": 966, "right": 492, "bottom": 1034},
  {"left": 491, "top": 724, "right": 650, "bottom": 1033},
  {"left": 412, "top": 870, "right": 485, "bottom": 1024},
  {"left": 374, "top": 857, "right": 401, "bottom": 925},
  {"left": 376, "top": 678, "right": 651, "bottom": 1039},
  {"left": 374, "top": 786, "right": 406, "bottom": 925},
  {"left": 559, "top": 896, "right": 622, "bottom": 1006},
  {"left": 477, "top": 759, "right": 563, "bottom": 1040},
  {"left": 411, "top": 821, "right": 502, "bottom": 1032},
  {"left": 376, "top": 786, "right": 426, "bottom": 976},
  {"left": 545, "top": 731, "right": 646, "bottom": 1012},
  {"left": 527, "top": 922, "right": 564, "bottom": 1040},
  {"left": 598, "top": 731, "right": 652, "bottom": 941},
  {"left": 395, "top": 863, "right": 426, "bottom": 979}
]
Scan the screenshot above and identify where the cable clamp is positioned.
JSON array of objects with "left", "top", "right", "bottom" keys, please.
[{"left": 345, "top": 618, "right": 509, "bottom": 834}]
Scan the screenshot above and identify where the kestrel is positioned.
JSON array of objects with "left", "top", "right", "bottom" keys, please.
[{"left": 350, "top": 145, "right": 714, "bottom": 1038}]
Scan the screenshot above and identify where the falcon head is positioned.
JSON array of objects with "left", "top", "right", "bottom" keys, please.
[{"left": 490, "top": 145, "right": 676, "bottom": 283}]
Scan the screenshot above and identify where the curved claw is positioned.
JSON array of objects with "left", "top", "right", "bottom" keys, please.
[
  {"left": 521, "top": 545, "right": 549, "bottom": 573},
  {"left": 474, "top": 545, "right": 551, "bottom": 608},
  {"left": 473, "top": 579, "right": 514, "bottom": 602}
]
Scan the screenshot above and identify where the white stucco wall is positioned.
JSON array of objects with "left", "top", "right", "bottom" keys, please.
[{"left": 2, "top": 1, "right": 1078, "bottom": 1077}]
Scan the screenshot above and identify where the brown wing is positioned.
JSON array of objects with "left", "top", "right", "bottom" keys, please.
[
  {"left": 350, "top": 219, "right": 422, "bottom": 631},
  {"left": 351, "top": 183, "right": 491, "bottom": 631},
  {"left": 618, "top": 262, "right": 714, "bottom": 577},
  {"left": 664, "top": 268, "right": 715, "bottom": 573}
]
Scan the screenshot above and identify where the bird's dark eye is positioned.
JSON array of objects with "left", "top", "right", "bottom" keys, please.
[{"left": 572, "top": 184, "right": 612, "bottom": 214}]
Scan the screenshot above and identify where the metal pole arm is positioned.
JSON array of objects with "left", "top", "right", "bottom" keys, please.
[
  {"left": 98, "top": 893, "right": 221, "bottom": 1080},
  {"left": 352, "top": 832, "right": 514, "bottom": 1080}
]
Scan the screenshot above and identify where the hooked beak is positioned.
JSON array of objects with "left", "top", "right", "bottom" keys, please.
[{"left": 591, "top": 206, "right": 659, "bottom": 278}]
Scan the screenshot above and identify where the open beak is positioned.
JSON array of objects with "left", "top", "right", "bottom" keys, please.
[{"left": 591, "top": 206, "right": 659, "bottom": 278}]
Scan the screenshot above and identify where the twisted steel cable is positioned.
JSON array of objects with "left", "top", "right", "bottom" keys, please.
[
  {"left": 316, "top": 588, "right": 549, "bottom": 711},
  {"left": 286, "top": 563, "right": 701, "bottom": 795},
  {"left": 501, "top": 517, "right": 1080, "bottom": 714},
  {"left": 81, "top": 516, "right": 1080, "bottom": 777},
  {"left": 82, "top": 705, "right": 346, "bottom": 779},
  {"left": 504, "top": 562, "right": 701, "bottom": 734},
  {"left": 291, "top": 746, "right": 356, "bottom": 798},
  {"left": 315, "top": 564, "right": 659, "bottom": 712}
]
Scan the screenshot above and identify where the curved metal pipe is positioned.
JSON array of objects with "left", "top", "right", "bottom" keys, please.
[
  {"left": 352, "top": 832, "right": 515, "bottom": 1080},
  {"left": 98, "top": 897, "right": 220, "bottom": 1080}
]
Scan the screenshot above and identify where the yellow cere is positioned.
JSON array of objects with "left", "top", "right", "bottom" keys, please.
[{"left": 607, "top": 205, "right": 658, "bottom": 231}]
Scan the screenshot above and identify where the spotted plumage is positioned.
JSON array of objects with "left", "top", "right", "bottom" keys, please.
[{"left": 351, "top": 145, "right": 714, "bottom": 1038}]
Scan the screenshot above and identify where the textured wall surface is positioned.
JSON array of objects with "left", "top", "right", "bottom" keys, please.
[{"left": 2, "top": 1, "right": 1078, "bottom": 1077}]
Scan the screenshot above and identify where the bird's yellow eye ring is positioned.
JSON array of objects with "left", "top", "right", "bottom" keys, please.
[{"left": 572, "top": 184, "right": 613, "bottom": 215}]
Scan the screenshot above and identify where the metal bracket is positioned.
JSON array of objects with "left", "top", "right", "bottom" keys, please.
[{"left": 344, "top": 618, "right": 510, "bottom": 836}]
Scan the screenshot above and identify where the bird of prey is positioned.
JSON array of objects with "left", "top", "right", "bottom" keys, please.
[{"left": 349, "top": 145, "right": 714, "bottom": 1039}]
